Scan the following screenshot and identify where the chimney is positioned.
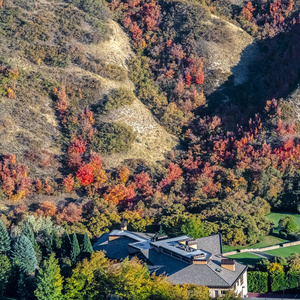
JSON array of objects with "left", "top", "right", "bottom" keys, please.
[
  {"left": 186, "top": 240, "right": 197, "bottom": 249},
  {"left": 121, "top": 221, "right": 127, "bottom": 231},
  {"left": 221, "top": 258, "right": 235, "bottom": 271}
]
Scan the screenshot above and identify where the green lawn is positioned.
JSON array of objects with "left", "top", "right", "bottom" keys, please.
[
  {"left": 227, "top": 252, "right": 263, "bottom": 266},
  {"left": 266, "top": 212, "right": 300, "bottom": 231},
  {"left": 265, "top": 244, "right": 300, "bottom": 257},
  {"left": 223, "top": 235, "right": 288, "bottom": 252}
]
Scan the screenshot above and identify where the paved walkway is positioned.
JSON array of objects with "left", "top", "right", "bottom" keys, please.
[
  {"left": 247, "top": 293, "right": 300, "bottom": 299},
  {"left": 252, "top": 251, "right": 275, "bottom": 259}
]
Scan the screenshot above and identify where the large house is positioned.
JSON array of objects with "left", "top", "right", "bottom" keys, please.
[{"left": 93, "top": 226, "right": 248, "bottom": 298}]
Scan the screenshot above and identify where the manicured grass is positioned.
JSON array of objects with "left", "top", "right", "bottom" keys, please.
[
  {"left": 223, "top": 235, "right": 288, "bottom": 252},
  {"left": 266, "top": 212, "right": 300, "bottom": 230},
  {"left": 265, "top": 244, "right": 300, "bottom": 257},
  {"left": 227, "top": 252, "right": 263, "bottom": 266}
]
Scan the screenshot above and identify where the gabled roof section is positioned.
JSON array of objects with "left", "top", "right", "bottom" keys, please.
[
  {"left": 108, "top": 230, "right": 149, "bottom": 242},
  {"left": 196, "top": 234, "right": 222, "bottom": 254}
]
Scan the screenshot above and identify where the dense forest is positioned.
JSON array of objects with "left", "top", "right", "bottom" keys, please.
[{"left": 0, "top": 0, "right": 300, "bottom": 298}]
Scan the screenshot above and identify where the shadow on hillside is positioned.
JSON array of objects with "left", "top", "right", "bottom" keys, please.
[{"left": 201, "top": 23, "right": 300, "bottom": 130}]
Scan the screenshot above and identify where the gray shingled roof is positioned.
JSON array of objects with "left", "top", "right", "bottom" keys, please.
[
  {"left": 93, "top": 231, "right": 246, "bottom": 288},
  {"left": 93, "top": 235, "right": 134, "bottom": 260},
  {"left": 196, "top": 234, "right": 223, "bottom": 254},
  {"left": 144, "top": 250, "right": 246, "bottom": 288}
]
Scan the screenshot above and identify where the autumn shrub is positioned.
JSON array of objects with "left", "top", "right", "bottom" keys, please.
[
  {"left": 0, "top": 64, "right": 19, "bottom": 99},
  {"left": 64, "top": 0, "right": 111, "bottom": 20},
  {"left": 93, "top": 122, "right": 137, "bottom": 154},
  {"left": 101, "top": 88, "right": 135, "bottom": 112},
  {"left": 98, "top": 63, "right": 128, "bottom": 81},
  {"left": 25, "top": 45, "right": 70, "bottom": 67},
  {"left": 238, "top": 0, "right": 298, "bottom": 39}
]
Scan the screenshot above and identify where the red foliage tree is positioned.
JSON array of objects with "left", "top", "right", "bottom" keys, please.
[
  {"left": 76, "top": 164, "right": 94, "bottom": 186},
  {"left": 56, "top": 87, "right": 69, "bottom": 124},
  {"left": 63, "top": 174, "right": 75, "bottom": 192},
  {"left": 241, "top": 2, "right": 255, "bottom": 21},
  {"left": 35, "top": 178, "right": 43, "bottom": 193},
  {"left": 36, "top": 201, "right": 57, "bottom": 217},
  {"left": 58, "top": 202, "right": 82, "bottom": 224},
  {"left": 44, "top": 178, "right": 51, "bottom": 195},
  {"left": 104, "top": 184, "right": 128, "bottom": 204}
]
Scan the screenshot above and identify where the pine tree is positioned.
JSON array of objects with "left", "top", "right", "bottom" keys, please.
[
  {"left": 82, "top": 233, "right": 93, "bottom": 255},
  {"left": 17, "top": 271, "right": 28, "bottom": 300},
  {"left": 0, "top": 220, "right": 10, "bottom": 253},
  {"left": 52, "top": 230, "right": 62, "bottom": 254},
  {"left": 13, "top": 235, "right": 37, "bottom": 274},
  {"left": 62, "top": 233, "right": 71, "bottom": 257},
  {"left": 35, "top": 253, "right": 63, "bottom": 300},
  {"left": 70, "top": 233, "right": 80, "bottom": 264},
  {"left": 0, "top": 254, "right": 11, "bottom": 296},
  {"left": 21, "top": 221, "right": 34, "bottom": 244}
]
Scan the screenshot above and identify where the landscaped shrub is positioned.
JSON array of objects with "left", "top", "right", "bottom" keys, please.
[
  {"left": 248, "top": 271, "right": 268, "bottom": 293},
  {"left": 270, "top": 271, "right": 285, "bottom": 292},
  {"left": 102, "top": 88, "right": 135, "bottom": 112},
  {"left": 93, "top": 122, "right": 137, "bottom": 154},
  {"left": 286, "top": 270, "right": 300, "bottom": 289}
]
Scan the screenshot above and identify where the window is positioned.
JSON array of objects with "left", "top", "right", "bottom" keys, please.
[
  {"left": 183, "top": 257, "right": 191, "bottom": 263},
  {"left": 221, "top": 291, "right": 226, "bottom": 295},
  {"left": 163, "top": 249, "right": 172, "bottom": 255}
]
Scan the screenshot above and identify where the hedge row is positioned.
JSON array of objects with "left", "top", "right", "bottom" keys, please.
[{"left": 248, "top": 271, "right": 300, "bottom": 293}]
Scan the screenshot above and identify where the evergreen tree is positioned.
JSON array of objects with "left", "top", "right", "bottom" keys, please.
[
  {"left": 62, "top": 233, "right": 71, "bottom": 257},
  {"left": 71, "top": 233, "right": 80, "bottom": 264},
  {"left": 17, "top": 271, "right": 28, "bottom": 300},
  {"left": 0, "top": 254, "right": 11, "bottom": 296},
  {"left": 35, "top": 253, "right": 63, "bottom": 300},
  {"left": 0, "top": 220, "right": 10, "bottom": 253},
  {"left": 82, "top": 233, "right": 93, "bottom": 254},
  {"left": 40, "top": 230, "right": 53, "bottom": 259},
  {"left": 52, "top": 230, "right": 62, "bottom": 254},
  {"left": 13, "top": 235, "right": 37, "bottom": 274},
  {"left": 21, "top": 221, "right": 34, "bottom": 244}
]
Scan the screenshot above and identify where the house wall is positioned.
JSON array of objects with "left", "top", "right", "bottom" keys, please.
[
  {"left": 209, "top": 271, "right": 247, "bottom": 298},
  {"left": 234, "top": 271, "right": 247, "bottom": 297}
]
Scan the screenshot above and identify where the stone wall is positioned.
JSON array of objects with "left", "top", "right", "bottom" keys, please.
[{"left": 223, "top": 240, "right": 300, "bottom": 256}]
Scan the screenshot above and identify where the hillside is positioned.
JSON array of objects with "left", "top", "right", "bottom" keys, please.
[
  {"left": 0, "top": 0, "right": 260, "bottom": 178},
  {"left": 1, "top": 0, "right": 300, "bottom": 299},
  {"left": 0, "top": 0, "right": 181, "bottom": 180}
]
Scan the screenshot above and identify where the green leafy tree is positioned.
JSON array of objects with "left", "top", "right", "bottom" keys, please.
[
  {"left": 0, "top": 220, "right": 10, "bottom": 253},
  {"left": 13, "top": 235, "right": 37, "bottom": 274},
  {"left": 35, "top": 253, "right": 63, "bottom": 300},
  {"left": 71, "top": 233, "right": 80, "bottom": 264},
  {"left": 181, "top": 216, "right": 208, "bottom": 239},
  {"left": 82, "top": 232, "right": 93, "bottom": 255},
  {"left": 286, "top": 219, "right": 299, "bottom": 234},
  {"left": 64, "top": 252, "right": 110, "bottom": 300},
  {"left": 0, "top": 254, "right": 11, "bottom": 296},
  {"left": 109, "top": 257, "right": 151, "bottom": 300},
  {"left": 279, "top": 216, "right": 299, "bottom": 233}
]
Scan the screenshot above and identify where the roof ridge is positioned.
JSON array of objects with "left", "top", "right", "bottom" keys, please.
[{"left": 206, "top": 262, "right": 232, "bottom": 286}]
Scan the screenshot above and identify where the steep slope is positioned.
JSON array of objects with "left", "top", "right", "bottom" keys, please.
[{"left": 0, "top": 0, "right": 177, "bottom": 178}]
